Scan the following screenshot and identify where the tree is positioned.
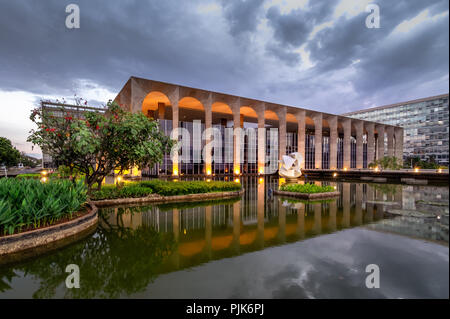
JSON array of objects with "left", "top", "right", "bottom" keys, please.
[
  {"left": 19, "top": 153, "right": 40, "bottom": 168},
  {"left": 28, "top": 100, "right": 173, "bottom": 192},
  {"left": 0, "top": 137, "right": 21, "bottom": 167},
  {"left": 368, "top": 156, "right": 402, "bottom": 170}
]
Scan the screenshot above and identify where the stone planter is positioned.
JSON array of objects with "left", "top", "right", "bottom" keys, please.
[
  {"left": 0, "top": 203, "right": 98, "bottom": 263},
  {"left": 91, "top": 189, "right": 245, "bottom": 207},
  {"left": 273, "top": 190, "right": 340, "bottom": 200}
]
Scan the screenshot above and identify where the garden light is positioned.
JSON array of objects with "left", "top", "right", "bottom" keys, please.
[
  {"left": 333, "top": 172, "right": 337, "bottom": 177},
  {"left": 414, "top": 167, "right": 419, "bottom": 173},
  {"left": 40, "top": 176, "right": 48, "bottom": 183}
]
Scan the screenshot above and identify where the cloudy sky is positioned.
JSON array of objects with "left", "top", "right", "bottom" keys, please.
[{"left": 0, "top": 0, "right": 448, "bottom": 156}]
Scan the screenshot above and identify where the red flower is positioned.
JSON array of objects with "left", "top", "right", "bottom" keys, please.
[
  {"left": 50, "top": 128, "right": 56, "bottom": 132},
  {"left": 45, "top": 128, "right": 49, "bottom": 131},
  {"left": 96, "top": 125, "right": 100, "bottom": 130}
]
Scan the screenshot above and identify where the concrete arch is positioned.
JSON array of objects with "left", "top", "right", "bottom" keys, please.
[
  {"left": 212, "top": 102, "right": 233, "bottom": 124},
  {"left": 141, "top": 91, "right": 172, "bottom": 120},
  {"left": 240, "top": 106, "right": 258, "bottom": 123},
  {"left": 179, "top": 96, "right": 205, "bottom": 122},
  {"left": 264, "top": 110, "right": 279, "bottom": 128}
]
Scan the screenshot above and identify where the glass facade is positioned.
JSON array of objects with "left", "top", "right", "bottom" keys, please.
[{"left": 345, "top": 95, "right": 449, "bottom": 165}]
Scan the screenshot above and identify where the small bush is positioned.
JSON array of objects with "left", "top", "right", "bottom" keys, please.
[
  {"left": 279, "top": 183, "right": 335, "bottom": 194},
  {"left": 138, "top": 180, "right": 242, "bottom": 196},
  {"left": 90, "top": 180, "right": 241, "bottom": 199},
  {"left": 90, "top": 183, "right": 153, "bottom": 200}
]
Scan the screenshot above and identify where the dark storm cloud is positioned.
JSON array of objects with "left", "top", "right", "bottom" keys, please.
[
  {"left": 265, "top": 42, "right": 301, "bottom": 66},
  {"left": 0, "top": 0, "right": 448, "bottom": 114},
  {"left": 0, "top": 0, "right": 262, "bottom": 97},
  {"left": 266, "top": 6, "right": 312, "bottom": 47},
  {"left": 220, "top": 0, "right": 265, "bottom": 36}
]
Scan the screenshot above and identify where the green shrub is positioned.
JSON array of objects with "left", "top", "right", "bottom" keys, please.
[
  {"left": 138, "top": 180, "right": 241, "bottom": 196},
  {"left": 279, "top": 183, "right": 335, "bottom": 194},
  {"left": 90, "top": 183, "right": 153, "bottom": 200},
  {"left": 90, "top": 180, "right": 241, "bottom": 199},
  {"left": 0, "top": 178, "right": 87, "bottom": 235}
]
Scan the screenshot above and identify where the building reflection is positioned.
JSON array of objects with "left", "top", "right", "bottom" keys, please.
[{"left": 100, "top": 177, "right": 411, "bottom": 274}]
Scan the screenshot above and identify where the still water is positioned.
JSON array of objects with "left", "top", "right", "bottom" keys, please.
[{"left": 0, "top": 177, "right": 448, "bottom": 298}]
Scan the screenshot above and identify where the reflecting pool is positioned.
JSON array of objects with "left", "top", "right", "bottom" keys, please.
[{"left": 0, "top": 178, "right": 448, "bottom": 298}]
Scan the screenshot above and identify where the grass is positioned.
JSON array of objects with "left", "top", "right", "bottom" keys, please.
[
  {"left": 0, "top": 178, "right": 87, "bottom": 236},
  {"left": 90, "top": 180, "right": 242, "bottom": 200},
  {"left": 279, "top": 183, "right": 335, "bottom": 194}
]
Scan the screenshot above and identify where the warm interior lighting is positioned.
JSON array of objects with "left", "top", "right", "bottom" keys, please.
[
  {"left": 438, "top": 168, "right": 442, "bottom": 173},
  {"left": 206, "top": 169, "right": 211, "bottom": 175},
  {"left": 117, "top": 176, "right": 122, "bottom": 183},
  {"left": 173, "top": 169, "right": 178, "bottom": 176},
  {"left": 333, "top": 172, "right": 337, "bottom": 177},
  {"left": 258, "top": 177, "right": 264, "bottom": 184},
  {"left": 234, "top": 168, "right": 240, "bottom": 175},
  {"left": 234, "top": 178, "right": 240, "bottom": 183},
  {"left": 343, "top": 167, "right": 348, "bottom": 171},
  {"left": 333, "top": 186, "right": 337, "bottom": 190},
  {"left": 258, "top": 168, "right": 264, "bottom": 174},
  {"left": 374, "top": 167, "right": 379, "bottom": 172},
  {"left": 414, "top": 167, "right": 419, "bottom": 173}
]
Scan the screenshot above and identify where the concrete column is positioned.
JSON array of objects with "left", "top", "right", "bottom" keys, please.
[
  {"left": 386, "top": 126, "right": 395, "bottom": 157},
  {"left": 366, "top": 185, "right": 374, "bottom": 223},
  {"left": 314, "top": 113, "right": 323, "bottom": 169},
  {"left": 355, "top": 121, "right": 364, "bottom": 169},
  {"left": 232, "top": 201, "right": 241, "bottom": 254},
  {"left": 297, "top": 203, "right": 305, "bottom": 239},
  {"left": 297, "top": 110, "right": 306, "bottom": 169},
  {"left": 257, "top": 179, "right": 265, "bottom": 248},
  {"left": 376, "top": 125, "right": 385, "bottom": 160},
  {"left": 278, "top": 200, "right": 286, "bottom": 244},
  {"left": 314, "top": 203, "right": 322, "bottom": 235},
  {"left": 257, "top": 104, "right": 266, "bottom": 174},
  {"left": 171, "top": 208, "right": 180, "bottom": 269},
  {"left": 366, "top": 123, "right": 375, "bottom": 165},
  {"left": 329, "top": 116, "right": 338, "bottom": 170},
  {"left": 170, "top": 89, "right": 179, "bottom": 175},
  {"left": 232, "top": 99, "right": 241, "bottom": 174},
  {"left": 329, "top": 199, "right": 337, "bottom": 232},
  {"left": 205, "top": 94, "right": 212, "bottom": 175},
  {"left": 205, "top": 206, "right": 212, "bottom": 259},
  {"left": 394, "top": 127, "right": 404, "bottom": 165},
  {"left": 343, "top": 183, "right": 350, "bottom": 227},
  {"left": 278, "top": 107, "right": 287, "bottom": 163},
  {"left": 355, "top": 184, "right": 363, "bottom": 225},
  {"left": 343, "top": 118, "right": 351, "bottom": 169}
]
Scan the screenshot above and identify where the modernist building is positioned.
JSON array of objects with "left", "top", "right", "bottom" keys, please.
[
  {"left": 114, "top": 77, "right": 404, "bottom": 176},
  {"left": 343, "top": 94, "right": 449, "bottom": 166}
]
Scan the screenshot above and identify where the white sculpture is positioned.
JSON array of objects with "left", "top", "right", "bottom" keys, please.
[{"left": 279, "top": 152, "right": 302, "bottom": 179}]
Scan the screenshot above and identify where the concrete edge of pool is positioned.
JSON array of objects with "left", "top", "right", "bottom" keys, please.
[
  {"left": 273, "top": 190, "right": 341, "bottom": 199},
  {"left": 0, "top": 203, "right": 98, "bottom": 262},
  {"left": 90, "top": 189, "right": 245, "bottom": 207}
]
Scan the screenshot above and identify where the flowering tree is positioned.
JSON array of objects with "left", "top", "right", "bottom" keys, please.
[{"left": 28, "top": 100, "right": 173, "bottom": 192}]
